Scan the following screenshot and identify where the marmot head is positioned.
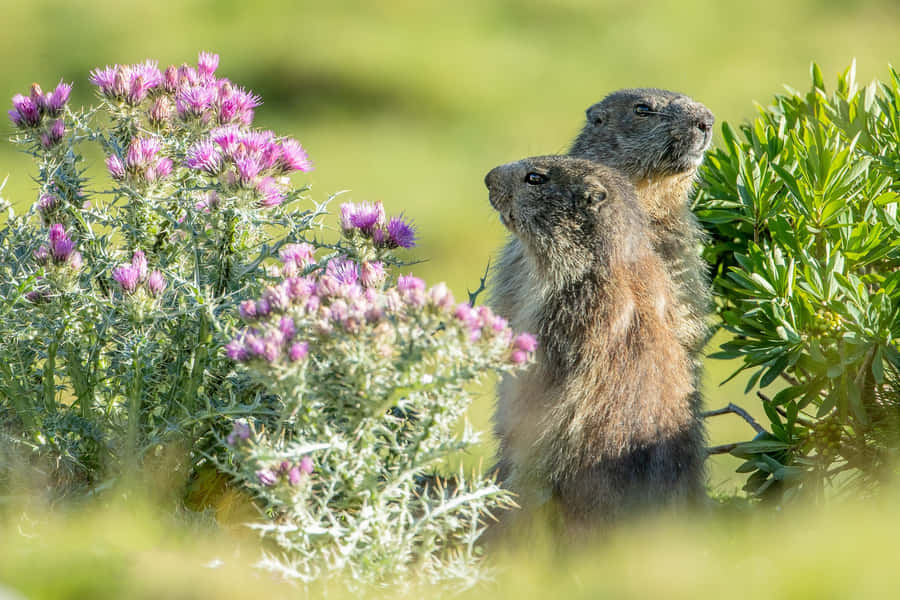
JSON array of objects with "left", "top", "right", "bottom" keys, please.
[
  {"left": 571, "top": 88, "right": 714, "bottom": 179},
  {"left": 485, "top": 156, "right": 642, "bottom": 281}
]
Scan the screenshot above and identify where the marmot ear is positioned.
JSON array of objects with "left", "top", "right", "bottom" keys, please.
[{"left": 586, "top": 104, "right": 604, "bottom": 126}]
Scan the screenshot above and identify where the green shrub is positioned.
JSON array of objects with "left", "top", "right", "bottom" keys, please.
[{"left": 697, "top": 61, "right": 900, "bottom": 501}]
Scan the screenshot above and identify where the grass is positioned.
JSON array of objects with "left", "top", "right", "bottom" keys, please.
[
  {"left": 2, "top": 0, "right": 899, "bottom": 595},
  {"left": 2, "top": 481, "right": 899, "bottom": 599}
]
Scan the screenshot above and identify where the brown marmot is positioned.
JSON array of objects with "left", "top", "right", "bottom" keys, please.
[
  {"left": 486, "top": 156, "right": 703, "bottom": 529},
  {"left": 492, "top": 88, "right": 715, "bottom": 363}
]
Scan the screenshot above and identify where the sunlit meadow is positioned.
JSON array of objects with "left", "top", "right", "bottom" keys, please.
[{"left": 4, "top": 1, "right": 900, "bottom": 597}]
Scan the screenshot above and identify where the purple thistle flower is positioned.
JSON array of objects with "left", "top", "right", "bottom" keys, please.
[
  {"left": 68, "top": 251, "right": 83, "bottom": 271},
  {"left": 287, "top": 465, "right": 304, "bottom": 485},
  {"left": 262, "top": 284, "right": 290, "bottom": 313},
  {"left": 33, "top": 245, "right": 50, "bottom": 264},
  {"left": 288, "top": 341, "right": 309, "bottom": 362},
  {"left": 113, "top": 265, "right": 140, "bottom": 293},
  {"left": 513, "top": 332, "right": 538, "bottom": 353},
  {"left": 127, "top": 75, "right": 151, "bottom": 105},
  {"left": 50, "top": 237, "right": 74, "bottom": 263},
  {"left": 8, "top": 109, "right": 23, "bottom": 127},
  {"left": 132, "top": 61, "right": 162, "bottom": 93},
  {"left": 178, "top": 63, "right": 201, "bottom": 86},
  {"left": 48, "top": 223, "right": 65, "bottom": 244},
  {"left": 239, "top": 300, "right": 258, "bottom": 320},
  {"left": 454, "top": 303, "right": 481, "bottom": 333},
  {"left": 211, "top": 126, "right": 240, "bottom": 154},
  {"left": 510, "top": 350, "right": 529, "bottom": 365},
  {"left": 88, "top": 65, "right": 118, "bottom": 97},
  {"left": 427, "top": 282, "right": 455, "bottom": 311},
  {"left": 11, "top": 94, "right": 40, "bottom": 127},
  {"left": 176, "top": 85, "right": 216, "bottom": 119},
  {"left": 262, "top": 340, "right": 280, "bottom": 363},
  {"left": 257, "top": 177, "right": 284, "bottom": 207},
  {"left": 46, "top": 81, "right": 71, "bottom": 116},
  {"left": 328, "top": 299, "right": 349, "bottom": 325},
  {"left": 40, "top": 119, "right": 66, "bottom": 148},
  {"left": 37, "top": 193, "right": 60, "bottom": 214},
  {"left": 148, "top": 97, "right": 173, "bottom": 125},
  {"left": 386, "top": 215, "right": 417, "bottom": 248},
  {"left": 276, "top": 139, "right": 313, "bottom": 173},
  {"left": 279, "top": 243, "right": 315, "bottom": 269},
  {"left": 256, "top": 469, "right": 278, "bottom": 487},
  {"left": 491, "top": 314, "right": 509, "bottom": 332},
  {"left": 149, "top": 157, "right": 173, "bottom": 181},
  {"left": 197, "top": 51, "right": 219, "bottom": 79},
  {"left": 397, "top": 274, "right": 425, "bottom": 294},
  {"left": 299, "top": 455, "right": 314, "bottom": 475},
  {"left": 285, "top": 276, "right": 316, "bottom": 303},
  {"left": 226, "top": 419, "right": 251, "bottom": 445},
  {"left": 245, "top": 334, "right": 266, "bottom": 357},
  {"left": 397, "top": 274, "right": 426, "bottom": 308},
  {"left": 360, "top": 261, "right": 387, "bottom": 288},
  {"left": 235, "top": 155, "right": 262, "bottom": 184},
  {"left": 146, "top": 269, "right": 166, "bottom": 295},
  {"left": 340, "top": 201, "right": 385, "bottom": 233},
  {"left": 241, "top": 129, "right": 276, "bottom": 154},
  {"left": 350, "top": 202, "right": 385, "bottom": 231},
  {"left": 225, "top": 338, "right": 249, "bottom": 361},
  {"left": 326, "top": 259, "right": 360, "bottom": 286},
  {"left": 185, "top": 139, "right": 223, "bottom": 175},
  {"left": 217, "top": 86, "right": 260, "bottom": 126},
  {"left": 47, "top": 224, "right": 76, "bottom": 264},
  {"left": 162, "top": 65, "right": 179, "bottom": 93},
  {"left": 279, "top": 316, "right": 296, "bottom": 339},
  {"left": 106, "top": 155, "right": 125, "bottom": 180},
  {"left": 131, "top": 250, "right": 148, "bottom": 281},
  {"left": 125, "top": 137, "right": 161, "bottom": 169}
]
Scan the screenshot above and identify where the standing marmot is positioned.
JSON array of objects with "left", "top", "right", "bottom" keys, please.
[
  {"left": 486, "top": 156, "right": 703, "bottom": 529},
  {"left": 492, "top": 88, "right": 715, "bottom": 362}
]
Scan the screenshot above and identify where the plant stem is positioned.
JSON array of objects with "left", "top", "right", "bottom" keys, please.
[
  {"left": 127, "top": 345, "right": 144, "bottom": 468},
  {"left": 43, "top": 340, "right": 58, "bottom": 413},
  {"left": 702, "top": 402, "right": 766, "bottom": 434}
]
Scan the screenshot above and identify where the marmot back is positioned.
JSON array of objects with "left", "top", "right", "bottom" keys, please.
[{"left": 486, "top": 156, "right": 704, "bottom": 531}]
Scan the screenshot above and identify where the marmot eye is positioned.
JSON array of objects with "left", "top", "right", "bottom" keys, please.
[
  {"left": 634, "top": 103, "right": 653, "bottom": 116},
  {"left": 524, "top": 172, "right": 548, "bottom": 185}
]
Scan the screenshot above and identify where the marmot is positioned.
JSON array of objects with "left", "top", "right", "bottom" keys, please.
[
  {"left": 492, "top": 88, "right": 715, "bottom": 362},
  {"left": 486, "top": 156, "right": 704, "bottom": 529}
]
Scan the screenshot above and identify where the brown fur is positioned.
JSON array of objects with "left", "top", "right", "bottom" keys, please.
[{"left": 486, "top": 157, "right": 703, "bottom": 530}]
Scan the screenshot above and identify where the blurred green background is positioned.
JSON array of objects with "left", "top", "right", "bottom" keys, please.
[{"left": 2, "top": 0, "right": 899, "bottom": 490}]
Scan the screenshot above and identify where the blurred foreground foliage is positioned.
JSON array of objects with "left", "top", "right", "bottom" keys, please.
[
  {"left": 697, "top": 62, "right": 900, "bottom": 501},
  {"left": 3, "top": 486, "right": 900, "bottom": 600}
]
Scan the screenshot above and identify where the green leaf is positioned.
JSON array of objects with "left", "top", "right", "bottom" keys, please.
[{"left": 872, "top": 345, "right": 885, "bottom": 384}]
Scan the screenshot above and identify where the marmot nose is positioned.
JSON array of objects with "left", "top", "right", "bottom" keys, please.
[{"left": 484, "top": 166, "right": 500, "bottom": 190}]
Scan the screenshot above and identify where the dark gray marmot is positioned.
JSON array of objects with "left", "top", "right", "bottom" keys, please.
[
  {"left": 486, "top": 156, "right": 703, "bottom": 529},
  {"left": 492, "top": 88, "right": 714, "bottom": 364}
]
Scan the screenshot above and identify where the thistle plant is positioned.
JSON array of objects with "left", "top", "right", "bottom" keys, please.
[
  {"left": 696, "top": 62, "right": 900, "bottom": 502},
  {"left": 217, "top": 206, "right": 533, "bottom": 587},
  {"left": 1, "top": 51, "right": 534, "bottom": 587}
]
